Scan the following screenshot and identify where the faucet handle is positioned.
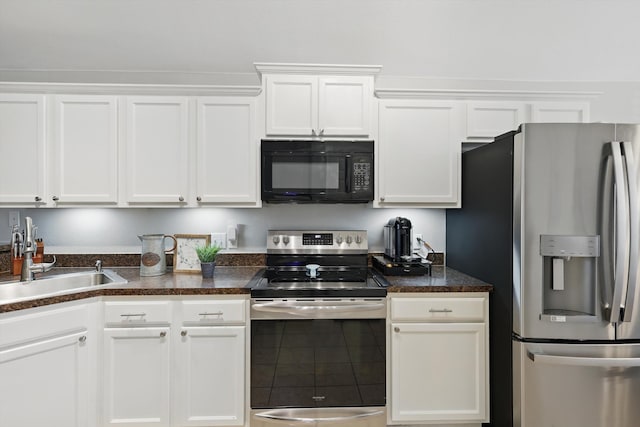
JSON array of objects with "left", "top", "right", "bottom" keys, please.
[{"left": 95, "top": 260, "right": 103, "bottom": 272}]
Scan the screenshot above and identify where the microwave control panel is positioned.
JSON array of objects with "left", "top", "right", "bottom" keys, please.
[{"left": 353, "top": 162, "right": 371, "bottom": 192}]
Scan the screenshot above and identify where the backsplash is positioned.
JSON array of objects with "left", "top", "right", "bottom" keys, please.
[{"left": 0, "top": 249, "right": 443, "bottom": 277}]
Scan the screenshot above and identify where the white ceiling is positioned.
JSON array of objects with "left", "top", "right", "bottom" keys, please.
[{"left": 1, "top": 0, "right": 640, "bottom": 84}]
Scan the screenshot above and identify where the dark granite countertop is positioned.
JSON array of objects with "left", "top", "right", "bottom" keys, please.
[{"left": 0, "top": 265, "right": 491, "bottom": 313}]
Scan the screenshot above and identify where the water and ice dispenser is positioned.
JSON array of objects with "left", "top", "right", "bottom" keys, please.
[{"left": 540, "top": 235, "right": 600, "bottom": 320}]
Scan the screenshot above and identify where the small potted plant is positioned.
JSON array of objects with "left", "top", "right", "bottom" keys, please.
[{"left": 195, "top": 243, "right": 222, "bottom": 278}]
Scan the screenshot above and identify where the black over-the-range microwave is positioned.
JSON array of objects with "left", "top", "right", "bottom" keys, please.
[{"left": 261, "top": 139, "right": 374, "bottom": 203}]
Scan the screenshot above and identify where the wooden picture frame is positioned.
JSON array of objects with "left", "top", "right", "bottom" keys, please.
[{"left": 173, "top": 234, "right": 211, "bottom": 273}]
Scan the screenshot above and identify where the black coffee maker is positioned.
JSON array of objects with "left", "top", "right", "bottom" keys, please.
[
  {"left": 375, "top": 217, "right": 430, "bottom": 276},
  {"left": 384, "top": 217, "right": 413, "bottom": 262}
]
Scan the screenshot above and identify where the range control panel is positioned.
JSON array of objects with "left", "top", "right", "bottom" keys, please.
[{"left": 267, "top": 230, "right": 368, "bottom": 254}]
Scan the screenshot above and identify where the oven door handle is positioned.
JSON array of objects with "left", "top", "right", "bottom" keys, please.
[
  {"left": 253, "top": 408, "right": 384, "bottom": 423},
  {"left": 251, "top": 301, "right": 385, "bottom": 315}
]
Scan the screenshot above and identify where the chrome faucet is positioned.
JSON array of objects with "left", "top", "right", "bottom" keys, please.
[{"left": 20, "top": 216, "right": 56, "bottom": 282}]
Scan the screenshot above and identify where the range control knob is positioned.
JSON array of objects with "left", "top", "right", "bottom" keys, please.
[
  {"left": 346, "top": 235, "right": 353, "bottom": 244},
  {"left": 355, "top": 235, "right": 362, "bottom": 244},
  {"left": 336, "top": 235, "right": 344, "bottom": 244},
  {"left": 283, "top": 236, "right": 290, "bottom": 245},
  {"left": 272, "top": 235, "right": 280, "bottom": 244}
]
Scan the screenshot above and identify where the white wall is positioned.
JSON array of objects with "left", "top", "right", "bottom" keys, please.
[
  {"left": 1, "top": 0, "right": 640, "bottom": 83},
  {"left": 0, "top": 206, "right": 445, "bottom": 254}
]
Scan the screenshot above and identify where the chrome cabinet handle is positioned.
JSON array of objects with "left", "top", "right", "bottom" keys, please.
[
  {"left": 159, "top": 331, "right": 167, "bottom": 338},
  {"left": 78, "top": 335, "right": 87, "bottom": 343},
  {"left": 181, "top": 330, "right": 187, "bottom": 337},
  {"left": 34, "top": 196, "right": 42, "bottom": 202},
  {"left": 120, "top": 313, "right": 147, "bottom": 318},
  {"left": 429, "top": 308, "right": 453, "bottom": 313},
  {"left": 311, "top": 129, "right": 316, "bottom": 136},
  {"left": 319, "top": 128, "right": 324, "bottom": 135},
  {"left": 52, "top": 196, "right": 59, "bottom": 201},
  {"left": 199, "top": 311, "right": 223, "bottom": 316}
]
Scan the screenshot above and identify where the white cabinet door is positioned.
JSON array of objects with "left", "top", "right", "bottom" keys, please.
[
  {"left": 265, "top": 75, "right": 318, "bottom": 136},
  {"left": 196, "top": 97, "right": 258, "bottom": 205},
  {"left": 378, "top": 100, "right": 463, "bottom": 206},
  {"left": 0, "top": 94, "right": 46, "bottom": 205},
  {"left": 103, "top": 327, "right": 171, "bottom": 426},
  {"left": 51, "top": 95, "right": 118, "bottom": 204},
  {"left": 389, "top": 322, "right": 487, "bottom": 423},
  {"left": 0, "top": 330, "right": 89, "bottom": 427},
  {"left": 466, "top": 101, "right": 526, "bottom": 140},
  {"left": 318, "top": 76, "right": 371, "bottom": 136},
  {"left": 264, "top": 75, "right": 372, "bottom": 137},
  {"left": 174, "top": 326, "right": 246, "bottom": 426},
  {"left": 124, "top": 97, "right": 189, "bottom": 204},
  {"left": 530, "top": 101, "right": 590, "bottom": 123}
]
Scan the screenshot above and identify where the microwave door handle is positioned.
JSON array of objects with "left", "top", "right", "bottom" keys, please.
[
  {"left": 622, "top": 141, "right": 639, "bottom": 321},
  {"left": 345, "top": 155, "right": 353, "bottom": 193}
]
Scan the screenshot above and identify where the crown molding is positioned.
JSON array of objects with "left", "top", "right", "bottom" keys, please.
[
  {"left": 375, "top": 88, "right": 602, "bottom": 101},
  {"left": 254, "top": 62, "right": 383, "bottom": 78},
  {"left": 0, "top": 82, "right": 262, "bottom": 96}
]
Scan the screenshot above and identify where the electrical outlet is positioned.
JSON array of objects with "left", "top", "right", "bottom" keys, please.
[
  {"left": 414, "top": 233, "right": 423, "bottom": 251},
  {"left": 211, "top": 233, "right": 226, "bottom": 249},
  {"left": 9, "top": 211, "right": 19, "bottom": 228}
]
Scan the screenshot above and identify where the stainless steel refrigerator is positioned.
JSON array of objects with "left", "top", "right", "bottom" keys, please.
[{"left": 447, "top": 123, "right": 640, "bottom": 427}]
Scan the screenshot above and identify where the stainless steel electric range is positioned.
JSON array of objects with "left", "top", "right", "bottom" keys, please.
[{"left": 248, "top": 230, "right": 388, "bottom": 427}]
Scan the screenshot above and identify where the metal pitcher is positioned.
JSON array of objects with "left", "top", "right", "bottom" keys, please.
[{"left": 138, "top": 234, "right": 177, "bottom": 276}]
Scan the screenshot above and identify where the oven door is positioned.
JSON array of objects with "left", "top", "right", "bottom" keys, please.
[{"left": 250, "top": 298, "right": 386, "bottom": 426}]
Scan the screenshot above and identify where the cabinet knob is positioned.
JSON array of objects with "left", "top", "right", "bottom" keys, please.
[
  {"left": 394, "top": 327, "right": 400, "bottom": 333},
  {"left": 78, "top": 335, "right": 87, "bottom": 343},
  {"left": 159, "top": 331, "right": 167, "bottom": 338},
  {"left": 178, "top": 195, "right": 184, "bottom": 202},
  {"left": 196, "top": 196, "right": 202, "bottom": 202},
  {"left": 319, "top": 128, "right": 324, "bottom": 136},
  {"left": 181, "top": 330, "right": 188, "bottom": 337},
  {"left": 311, "top": 129, "right": 317, "bottom": 136},
  {"left": 34, "top": 196, "right": 42, "bottom": 202},
  {"left": 380, "top": 197, "right": 385, "bottom": 202},
  {"left": 52, "top": 196, "right": 59, "bottom": 201}
]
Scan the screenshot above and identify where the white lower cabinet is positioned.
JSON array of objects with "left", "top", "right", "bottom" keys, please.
[
  {"left": 101, "top": 297, "right": 247, "bottom": 427},
  {"left": 174, "top": 326, "right": 246, "bottom": 426},
  {"left": 0, "top": 301, "right": 96, "bottom": 427},
  {"left": 103, "top": 327, "right": 172, "bottom": 426},
  {"left": 388, "top": 293, "right": 489, "bottom": 425}
]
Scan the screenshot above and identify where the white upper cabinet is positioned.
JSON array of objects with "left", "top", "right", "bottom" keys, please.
[
  {"left": 466, "top": 101, "right": 527, "bottom": 140},
  {"left": 196, "top": 97, "right": 259, "bottom": 206},
  {"left": 124, "top": 96, "right": 190, "bottom": 205},
  {"left": 530, "top": 101, "right": 590, "bottom": 123},
  {"left": 465, "top": 100, "right": 591, "bottom": 142},
  {"left": 51, "top": 95, "right": 118, "bottom": 205},
  {"left": 0, "top": 94, "right": 46, "bottom": 205},
  {"left": 378, "top": 99, "right": 464, "bottom": 207},
  {"left": 258, "top": 63, "right": 380, "bottom": 137}
]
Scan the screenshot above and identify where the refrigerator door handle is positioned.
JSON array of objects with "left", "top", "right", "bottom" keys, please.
[
  {"left": 622, "top": 141, "right": 639, "bottom": 322},
  {"left": 527, "top": 351, "right": 640, "bottom": 368},
  {"left": 610, "top": 141, "right": 630, "bottom": 324}
]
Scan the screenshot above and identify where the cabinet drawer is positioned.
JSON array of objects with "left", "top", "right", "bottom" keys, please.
[
  {"left": 181, "top": 299, "right": 246, "bottom": 324},
  {"left": 391, "top": 297, "right": 486, "bottom": 322},
  {"left": 104, "top": 300, "right": 171, "bottom": 325}
]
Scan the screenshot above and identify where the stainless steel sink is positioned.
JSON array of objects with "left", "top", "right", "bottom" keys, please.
[{"left": 0, "top": 270, "right": 128, "bottom": 305}]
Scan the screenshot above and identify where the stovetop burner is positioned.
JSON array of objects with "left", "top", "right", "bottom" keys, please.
[{"left": 248, "top": 230, "right": 388, "bottom": 298}]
